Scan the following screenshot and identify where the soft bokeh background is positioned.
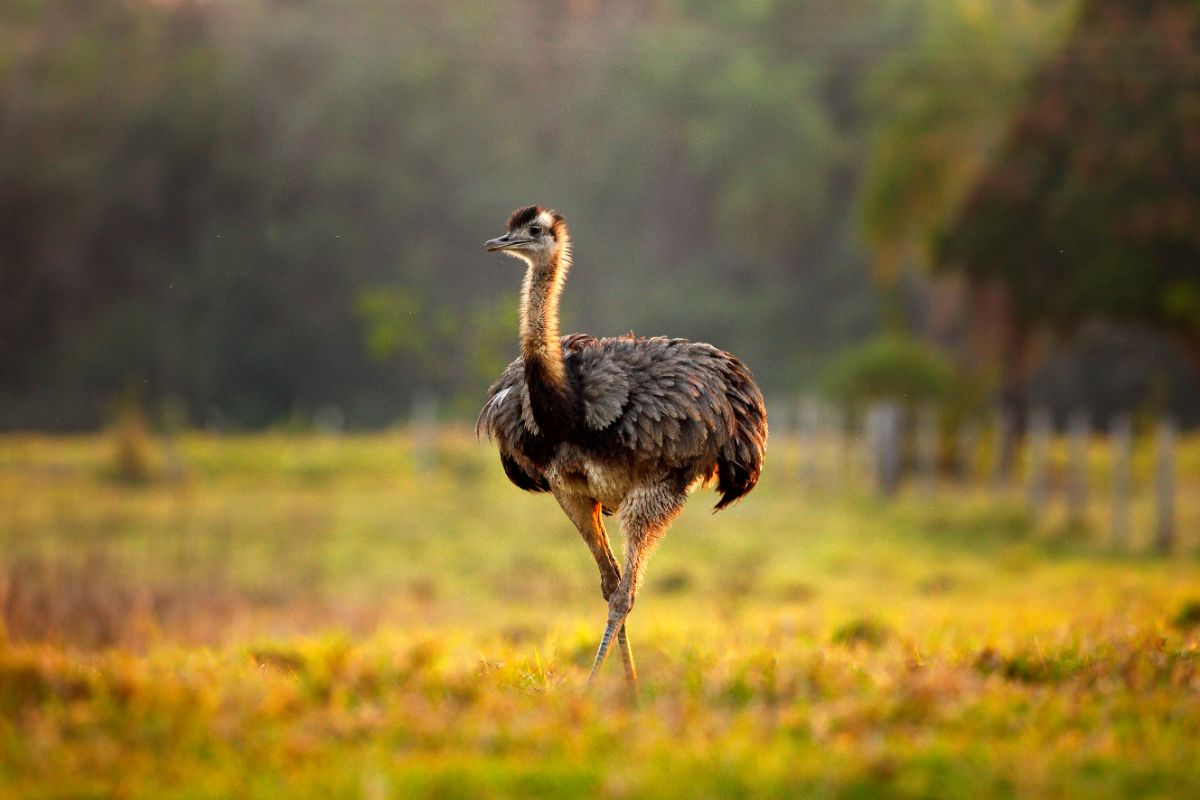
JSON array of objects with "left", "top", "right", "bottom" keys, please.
[
  {"left": 3, "top": 0, "right": 1197, "bottom": 431},
  {"left": 3, "top": 1, "right": 1200, "bottom": 798}
]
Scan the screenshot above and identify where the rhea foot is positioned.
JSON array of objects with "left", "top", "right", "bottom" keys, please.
[{"left": 588, "top": 594, "right": 637, "bottom": 690}]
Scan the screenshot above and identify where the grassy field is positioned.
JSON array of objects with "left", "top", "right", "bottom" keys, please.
[{"left": 1, "top": 429, "right": 1199, "bottom": 799}]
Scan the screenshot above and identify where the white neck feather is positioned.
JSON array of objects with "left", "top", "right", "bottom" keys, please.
[{"left": 518, "top": 235, "right": 571, "bottom": 383}]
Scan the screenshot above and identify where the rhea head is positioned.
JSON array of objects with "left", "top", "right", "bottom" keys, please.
[{"left": 484, "top": 205, "right": 570, "bottom": 269}]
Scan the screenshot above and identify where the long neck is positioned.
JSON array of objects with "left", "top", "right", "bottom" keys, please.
[
  {"left": 519, "top": 248, "right": 569, "bottom": 387},
  {"left": 519, "top": 242, "right": 575, "bottom": 435}
]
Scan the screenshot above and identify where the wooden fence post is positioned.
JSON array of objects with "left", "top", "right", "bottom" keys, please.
[
  {"left": 1026, "top": 407, "right": 1052, "bottom": 520},
  {"left": 916, "top": 403, "right": 939, "bottom": 498},
  {"left": 1109, "top": 414, "right": 1132, "bottom": 550},
  {"left": 767, "top": 396, "right": 789, "bottom": 439},
  {"left": 867, "top": 401, "right": 903, "bottom": 497},
  {"left": 1067, "top": 409, "right": 1090, "bottom": 526},
  {"left": 798, "top": 396, "right": 821, "bottom": 490},
  {"left": 766, "top": 396, "right": 790, "bottom": 483},
  {"left": 992, "top": 407, "right": 1015, "bottom": 493},
  {"left": 1155, "top": 419, "right": 1177, "bottom": 554},
  {"left": 411, "top": 390, "right": 438, "bottom": 471},
  {"left": 826, "top": 405, "right": 850, "bottom": 488},
  {"left": 858, "top": 407, "right": 873, "bottom": 489},
  {"left": 958, "top": 419, "right": 979, "bottom": 484},
  {"left": 863, "top": 405, "right": 879, "bottom": 492}
]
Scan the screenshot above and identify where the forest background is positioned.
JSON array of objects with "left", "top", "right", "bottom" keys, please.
[{"left": 2, "top": 0, "right": 1198, "bottom": 433}]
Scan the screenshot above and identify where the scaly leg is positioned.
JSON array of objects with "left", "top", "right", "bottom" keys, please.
[
  {"left": 588, "top": 485, "right": 685, "bottom": 684},
  {"left": 554, "top": 492, "right": 638, "bottom": 689}
]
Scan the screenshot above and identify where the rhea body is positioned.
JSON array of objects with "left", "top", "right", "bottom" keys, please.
[{"left": 478, "top": 206, "right": 768, "bottom": 687}]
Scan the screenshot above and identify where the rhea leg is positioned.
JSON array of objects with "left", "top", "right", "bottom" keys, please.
[
  {"left": 554, "top": 492, "right": 638, "bottom": 688},
  {"left": 588, "top": 485, "right": 685, "bottom": 682}
]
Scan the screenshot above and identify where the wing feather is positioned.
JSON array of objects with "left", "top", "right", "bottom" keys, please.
[
  {"left": 562, "top": 336, "right": 766, "bottom": 472},
  {"left": 482, "top": 334, "right": 767, "bottom": 507},
  {"left": 476, "top": 357, "right": 529, "bottom": 443}
]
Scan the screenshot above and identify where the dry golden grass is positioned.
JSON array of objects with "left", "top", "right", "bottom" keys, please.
[{"left": 0, "top": 429, "right": 1198, "bottom": 798}]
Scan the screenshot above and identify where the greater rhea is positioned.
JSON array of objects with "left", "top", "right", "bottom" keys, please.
[{"left": 478, "top": 206, "right": 768, "bottom": 689}]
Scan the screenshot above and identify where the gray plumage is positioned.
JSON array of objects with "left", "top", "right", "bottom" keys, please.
[
  {"left": 478, "top": 333, "right": 767, "bottom": 510},
  {"left": 480, "top": 205, "right": 767, "bottom": 689}
]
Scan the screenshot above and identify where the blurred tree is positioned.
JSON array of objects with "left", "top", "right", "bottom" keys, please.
[
  {"left": 857, "top": 0, "right": 1073, "bottom": 471},
  {"left": 0, "top": 0, "right": 919, "bottom": 429},
  {"left": 0, "top": 0, "right": 232, "bottom": 423},
  {"left": 934, "top": 0, "right": 1200, "bottom": 453},
  {"left": 611, "top": 0, "right": 900, "bottom": 386},
  {"left": 860, "top": 0, "right": 1077, "bottom": 326},
  {"left": 939, "top": 0, "right": 1200, "bottom": 349}
]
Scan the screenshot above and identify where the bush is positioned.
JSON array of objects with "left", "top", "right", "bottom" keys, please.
[
  {"left": 110, "top": 402, "right": 157, "bottom": 485},
  {"left": 1, "top": 551, "right": 149, "bottom": 648},
  {"left": 832, "top": 616, "right": 891, "bottom": 648},
  {"left": 821, "top": 334, "right": 964, "bottom": 406},
  {"left": 1173, "top": 599, "right": 1200, "bottom": 631}
]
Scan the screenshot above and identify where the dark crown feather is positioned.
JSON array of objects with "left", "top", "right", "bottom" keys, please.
[
  {"left": 507, "top": 205, "right": 541, "bottom": 230},
  {"left": 507, "top": 205, "right": 567, "bottom": 239}
]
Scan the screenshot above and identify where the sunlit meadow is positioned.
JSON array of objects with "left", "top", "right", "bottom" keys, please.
[{"left": 1, "top": 428, "right": 1199, "bottom": 799}]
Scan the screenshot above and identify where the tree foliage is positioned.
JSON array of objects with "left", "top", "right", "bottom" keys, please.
[
  {"left": 0, "top": 0, "right": 901, "bottom": 429},
  {"left": 936, "top": 0, "right": 1200, "bottom": 352},
  {"left": 821, "top": 333, "right": 963, "bottom": 404},
  {"left": 861, "top": 0, "right": 1077, "bottom": 285}
]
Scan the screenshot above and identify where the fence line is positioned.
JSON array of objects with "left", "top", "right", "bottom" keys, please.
[
  {"left": 1155, "top": 419, "right": 1177, "bottom": 554},
  {"left": 410, "top": 394, "right": 1192, "bottom": 555},
  {"left": 761, "top": 396, "right": 1192, "bottom": 555},
  {"left": 1026, "top": 407, "right": 1052, "bottom": 518},
  {"left": 1067, "top": 409, "right": 1090, "bottom": 526},
  {"left": 991, "top": 408, "right": 1014, "bottom": 492},
  {"left": 1110, "top": 414, "right": 1133, "bottom": 550},
  {"left": 958, "top": 419, "right": 980, "bottom": 484},
  {"left": 916, "top": 403, "right": 938, "bottom": 498}
]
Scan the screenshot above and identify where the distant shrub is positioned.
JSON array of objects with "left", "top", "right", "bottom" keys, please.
[
  {"left": 778, "top": 581, "right": 818, "bottom": 603},
  {"left": 916, "top": 572, "right": 959, "bottom": 595},
  {"left": 109, "top": 402, "right": 157, "bottom": 485},
  {"left": 1, "top": 549, "right": 238, "bottom": 649},
  {"left": 653, "top": 569, "right": 694, "bottom": 594},
  {"left": 250, "top": 646, "right": 306, "bottom": 674},
  {"left": 832, "top": 616, "right": 891, "bottom": 648},
  {"left": 821, "top": 334, "right": 964, "bottom": 406},
  {"left": 1173, "top": 599, "right": 1200, "bottom": 631},
  {"left": 973, "top": 646, "right": 1089, "bottom": 685},
  {"left": 1, "top": 550, "right": 149, "bottom": 648}
]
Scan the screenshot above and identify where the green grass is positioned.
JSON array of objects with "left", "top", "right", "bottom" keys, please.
[{"left": 1, "top": 430, "right": 1198, "bottom": 799}]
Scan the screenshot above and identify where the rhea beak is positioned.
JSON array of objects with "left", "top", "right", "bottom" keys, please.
[{"left": 485, "top": 234, "right": 531, "bottom": 252}]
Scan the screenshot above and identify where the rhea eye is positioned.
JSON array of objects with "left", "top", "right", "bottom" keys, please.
[{"left": 529, "top": 225, "right": 542, "bottom": 236}]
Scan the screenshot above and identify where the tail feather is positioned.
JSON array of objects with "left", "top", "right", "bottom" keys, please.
[
  {"left": 714, "top": 455, "right": 758, "bottom": 511},
  {"left": 713, "top": 363, "right": 767, "bottom": 511}
]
